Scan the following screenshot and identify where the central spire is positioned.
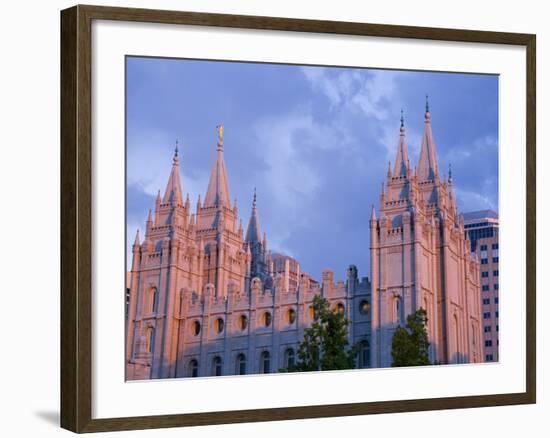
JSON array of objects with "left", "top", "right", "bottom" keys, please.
[
  {"left": 245, "top": 188, "right": 262, "bottom": 244},
  {"left": 162, "top": 141, "right": 184, "bottom": 205},
  {"left": 393, "top": 109, "right": 409, "bottom": 177},
  {"left": 417, "top": 95, "right": 439, "bottom": 181},
  {"left": 204, "top": 124, "right": 231, "bottom": 208}
]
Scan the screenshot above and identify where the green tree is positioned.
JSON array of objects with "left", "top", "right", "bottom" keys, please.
[
  {"left": 284, "top": 295, "right": 358, "bottom": 372},
  {"left": 391, "top": 308, "right": 431, "bottom": 367}
]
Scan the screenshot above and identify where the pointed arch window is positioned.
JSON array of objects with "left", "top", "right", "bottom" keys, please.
[
  {"left": 236, "top": 353, "right": 247, "bottom": 375},
  {"left": 358, "top": 340, "right": 370, "bottom": 368},
  {"left": 149, "top": 287, "right": 159, "bottom": 313},
  {"left": 188, "top": 359, "right": 198, "bottom": 378},
  {"left": 146, "top": 327, "right": 155, "bottom": 353},
  {"left": 212, "top": 356, "right": 223, "bottom": 376},
  {"left": 394, "top": 296, "right": 402, "bottom": 324},
  {"left": 260, "top": 351, "right": 271, "bottom": 374},
  {"left": 284, "top": 348, "right": 295, "bottom": 369}
]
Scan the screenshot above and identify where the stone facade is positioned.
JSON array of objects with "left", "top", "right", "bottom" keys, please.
[
  {"left": 126, "top": 105, "right": 485, "bottom": 380},
  {"left": 369, "top": 107, "right": 483, "bottom": 367},
  {"left": 126, "top": 129, "right": 371, "bottom": 380}
]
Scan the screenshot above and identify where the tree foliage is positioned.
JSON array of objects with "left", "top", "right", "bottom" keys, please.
[
  {"left": 284, "top": 295, "right": 358, "bottom": 372},
  {"left": 391, "top": 308, "right": 431, "bottom": 367}
]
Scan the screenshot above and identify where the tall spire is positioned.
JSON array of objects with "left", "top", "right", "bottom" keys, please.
[
  {"left": 162, "top": 141, "right": 184, "bottom": 205},
  {"left": 245, "top": 188, "right": 262, "bottom": 244},
  {"left": 393, "top": 109, "right": 409, "bottom": 177},
  {"left": 417, "top": 96, "right": 439, "bottom": 181},
  {"left": 204, "top": 124, "right": 231, "bottom": 208}
]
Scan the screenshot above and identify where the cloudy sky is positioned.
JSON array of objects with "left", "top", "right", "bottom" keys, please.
[{"left": 126, "top": 57, "right": 498, "bottom": 281}]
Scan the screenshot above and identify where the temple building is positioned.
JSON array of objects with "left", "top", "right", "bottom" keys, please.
[
  {"left": 125, "top": 126, "right": 371, "bottom": 380},
  {"left": 369, "top": 103, "right": 483, "bottom": 367},
  {"left": 126, "top": 101, "right": 485, "bottom": 380}
]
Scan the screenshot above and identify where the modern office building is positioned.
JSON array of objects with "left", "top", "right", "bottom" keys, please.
[{"left": 463, "top": 210, "right": 499, "bottom": 362}]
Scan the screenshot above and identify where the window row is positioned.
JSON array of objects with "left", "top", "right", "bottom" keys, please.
[
  {"left": 185, "top": 340, "right": 371, "bottom": 377},
  {"left": 186, "top": 349, "right": 292, "bottom": 377},
  {"left": 186, "top": 301, "right": 371, "bottom": 336}
]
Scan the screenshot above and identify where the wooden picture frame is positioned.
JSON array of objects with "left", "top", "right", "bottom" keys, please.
[{"left": 60, "top": 4, "right": 536, "bottom": 433}]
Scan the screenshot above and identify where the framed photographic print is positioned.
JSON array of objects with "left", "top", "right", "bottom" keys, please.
[{"left": 60, "top": 4, "right": 536, "bottom": 433}]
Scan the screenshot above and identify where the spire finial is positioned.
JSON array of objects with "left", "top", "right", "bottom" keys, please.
[
  {"left": 425, "top": 94, "right": 429, "bottom": 113},
  {"left": 253, "top": 187, "right": 257, "bottom": 208},
  {"left": 216, "top": 124, "right": 224, "bottom": 152},
  {"left": 175, "top": 139, "right": 179, "bottom": 157},
  {"left": 448, "top": 163, "right": 453, "bottom": 183},
  {"left": 400, "top": 109, "right": 404, "bottom": 128}
]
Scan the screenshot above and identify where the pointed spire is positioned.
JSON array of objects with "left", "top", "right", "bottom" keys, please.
[
  {"left": 146, "top": 209, "right": 153, "bottom": 225},
  {"left": 417, "top": 96, "right": 439, "bottom": 181},
  {"left": 245, "top": 189, "right": 262, "bottom": 244},
  {"left": 448, "top": 163, "right": 453, "bottom": 184},
  {"left": 393, "top": 109, "right": 409, "bottom": 177},
  {"left": 370, "top": 205, "right": 377, "bottom": 221},
  {"left": 204, "top": 125, "right": 231, "bottom": 208},
  {"left": 133, "top": 229, "right": 140, "bottom": 246},
  {"left": 162, "top": 141, "right": 184, "bottom": 205}
]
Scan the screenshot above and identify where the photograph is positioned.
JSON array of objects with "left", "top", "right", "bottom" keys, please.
[{"left": 124, "top": 57, "right": 499, "bottom": 380}]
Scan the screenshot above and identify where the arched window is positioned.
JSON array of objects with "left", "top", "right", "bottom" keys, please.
[
  {"left": 395, "top": 297, "right": 401, "bottom": 324},
  {"left": 146, "top": 327, "right": 155, "bottom": 353},
  {"left": 192, "top": 320, "right": 201, "bottom": 336},
  {"left": 454, "top": 314, "right": 460, "bottom": 364},
  {"left": 236, "top": 353, "right": 246, "bottom": 375},
  {"left": 260, "top": 351, "right": 271, "bottom": 374},
  {"left": 150, "top": 287, "right": 158, "bottom": 313},
  {"left": 359, "top": 300, "right": 370, "bottom": 315},
  {"left": 212, "top": 356, "right": 223, "bottom": 376},
  {"left": 262, "top": 312, "right": 272, "bottom": 327},
  {"left": 287, "top": 308, "right": 296, "bottom": 325},
  {"left": 239, "top": 314, "right": 248, "bottom": 331},
  {"left": 285, "top": 348, "right": 295, "bottom": 369},
  {"left": 215, "top": 318, "right": 224, "bottom": 333},
  {"left": 336, "top": 303, "right": 345, "bottom": 315},
  {"left": 358, "top": 340, "right": 370, "bottom": 368},
  {"left": 188, "top": 359, "right": 198, "bottom": 378}
]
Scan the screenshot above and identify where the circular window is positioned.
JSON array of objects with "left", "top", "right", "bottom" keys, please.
[
  {"left": 359, "top": 300, "right": 370, "bottom": 315},
  {"left": 309, "top": 305, "right": 319, "bottom": 321},
  {"left": 192, "top": 320, "right": 201, "bottom": 336},
  {"left": 287, "top": 308, "right": 296, "bottom": 325},
  {"left": 215, "top": 318, "right": 224, "bottom": 333},
  {"left": 239, "top": 314, "right": 248, "bottom": 330},
  {"left": 263, "top": 312, "right": 272, "bottom": 327}
]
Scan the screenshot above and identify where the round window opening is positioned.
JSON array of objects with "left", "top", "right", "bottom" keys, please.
[
  {"left": 239, "top": 314, "right": 248, "bottom": 330},
  {"left": 309, "top": 305, "right": 319, "bottom": 321},
  {"left": 359, "top": 300, "right": 370, "bottom": 315},
  {"left": 215, "top": 318, "right": 225, "bottom": 333},
  {"left": 192, "top": 320, "right": 201, "bottom": 336},
  {"left": 287, "top": 308, "right": 296, "bottom": 325}
]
